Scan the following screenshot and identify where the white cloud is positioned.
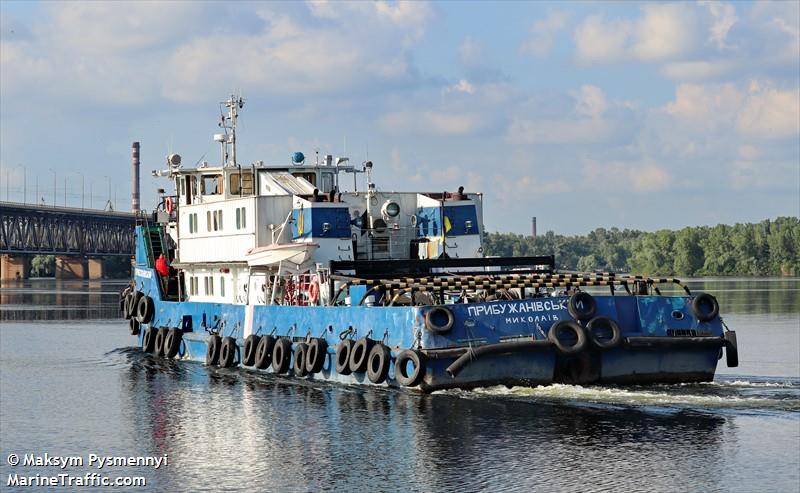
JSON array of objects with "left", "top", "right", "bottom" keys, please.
[
  {"left": 574, "top": 5, "right": 697, "bottom": 63},
  {"left": 664, "top": 81, "right": 799, "bottom": 139},
  {"left": 506, "top": 85, "right": 621, "bottom": 144},
  {"left": 583, "top": 160, "right": 672, "bottom": 192},
  {"left": 660, "top": 60, "right": 737, "bottom": 80},
  {"left": 0, "top": 2, "right": 433, "bottom": 106},
  {"left": 574, "top": 85, "right": 608, "bottom": 119},
  {"left": 700, "top": 1, "right": 738, "bottom": 49},
  {"left": 632, "top": 4, "right": 697, "bottom": 61},
  {"left": 731, "top": 143, "right": 798, "bottom": 189},
  {"left": 519, "top": 10, "right": 571, "bottom": 57},
  {"left": 573, "top": 14, "right": 632, "bottom": 63},
  {"left": 736, "top": 82, "right": 800, "bottom": 139},
  {"left": 445, "top": 79, "right": 475, "bottom": 95},
  {"left": 379, "top": 111, "right": 482, "bottom": 136}
]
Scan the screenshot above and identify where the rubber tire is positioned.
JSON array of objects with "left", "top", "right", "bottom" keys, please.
[
  {"left": 142, "top": 326, "right": 157, "bottom": 353},
  {"left": 293, "top": 343, "right": 309, "bottom": 377},
  {"left": 424, "top": 307, "right": 454, "bottom": 334},
  {"left": 129, "top": 318, "right": 140, "bottom": 336},
  {"left": 272, "top": 338, "right": 292, "bottom": 374},
  {"left": 254, "top": 335, "right": 276, "bottom": 370},
  {"left": 394, "top": 349, "right": 425, "bottom": 387},
  {"left": 548, "top": 320, "right": 587, "bottom": 355},
  {"left": 128, "top": 292, "right": 142, "bottom": 320},
  {"left": 164, "top": 328, "right": 182, "bottom": 358},
  {"left": 154, "top": 327, "right": 169, "bottom": 356},
  {"left": 206, "top": 335, "right": 222, "bottom": 366},
  {"left": 243, "top": 335, "right": 261, "bottom": 367},
  {"left": 567, "top": 292, "right": 596, "bottom": 320},
  {"left": 136, "top": 295, "right": 155, "bottom": 324},
  {"left": 367, "top": 344, "right": 391, "bottom": 384},
  {"left": 691, "top": 293, "right": 719, "bottom": 322},
  {"left": 219, "top": 336, "right": 237, "bottom": 368},
  {"left": 586, "top": 316, "right": 622, "bottom": 350},
  {"left": 349, "top": 337, "right": 375, "bottom": 373},
  {"left": 335, "top": 340, "right": 354, "bottom": 375},
  {"left": 305, "top": 338, "right": 328, "bottom": 374}
]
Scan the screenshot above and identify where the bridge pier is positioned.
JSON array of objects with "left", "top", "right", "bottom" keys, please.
[
  {"left": 87, "top": 258, "right": 104, "bottom": 280},
  {"left": 53, "top": 257, "right": 106, "bottom": 280},
  {"left": 55, "top": 257, "right": 85, "bottom": 280},
  {"left": 0, "top": 255, "right": 30, "bottom": 281}
]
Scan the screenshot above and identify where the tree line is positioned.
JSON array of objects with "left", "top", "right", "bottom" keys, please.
[{"left": 483, "top": 217, "right": 800, "bottom": 276}]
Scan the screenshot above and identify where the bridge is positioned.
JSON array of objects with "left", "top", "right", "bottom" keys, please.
[{"left": 0, "top": 201, "right": 136, "bottom": 280}]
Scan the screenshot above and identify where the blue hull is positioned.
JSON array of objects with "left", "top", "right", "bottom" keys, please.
[{"left": 129, "top": 263, "right": 729, "bottom": 392}]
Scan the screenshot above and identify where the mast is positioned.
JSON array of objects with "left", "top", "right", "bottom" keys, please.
[{"left": 219, "top": 94, "right": 244, "bottom": 167}]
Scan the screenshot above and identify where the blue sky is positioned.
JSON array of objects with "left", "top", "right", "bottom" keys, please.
[{"left": 1, "top": 1, "right": 798, "bottom": 234}]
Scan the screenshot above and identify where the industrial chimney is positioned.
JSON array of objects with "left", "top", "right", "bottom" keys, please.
[
  {"left": 531, "top": 216, "right": 537, "bottom": 238},
  {"left": 131, "top": 142, "right": 140, "bottom": 213}
]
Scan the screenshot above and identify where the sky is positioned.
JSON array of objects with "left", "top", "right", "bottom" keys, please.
[{"left": 0, "top": 0, "right": 798, "bottom": 235}]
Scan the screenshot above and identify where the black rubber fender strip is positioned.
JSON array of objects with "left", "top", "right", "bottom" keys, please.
[
  {"left": 724, "top": 331, "right": 738, "bottom": 367},
  {"left": 625, "top": 336, "right": 725, "bottom": 350},
  {"left": 446, "top": 340, "right": 552, "bottom": 378}
]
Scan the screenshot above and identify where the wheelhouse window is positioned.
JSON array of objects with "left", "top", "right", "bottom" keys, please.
[
  {"left": 229, "top": 172, "right": 254, "bottom": 195},
  {"left": 201, "top": 174, "right": 223, "bottom": 195}
]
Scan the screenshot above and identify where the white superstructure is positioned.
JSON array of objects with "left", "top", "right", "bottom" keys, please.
[{"left": 150, "top": 96, "right": 485, "bottom": 307}]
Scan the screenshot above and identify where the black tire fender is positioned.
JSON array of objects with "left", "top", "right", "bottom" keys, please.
[
  {"left": 129, "top": 318, "right": 140, "bottom": 336},
  {"left": 367, "top": 343, "right": 391, "bottom": 384},
  {"left": 424, "top": 307, "right": 454, "bottom": 334},
  {"left": 254, "top": 335, "right": 276, "bottom": 370},
  {"left": 142, "top": 326, "right": 156, "bottom": 353},
  {"left": 305, "top": 338, "right": 328, "bottom": 374},
  {"left": 691, "top": 293, "right": 719, "bottom": 322},
  {"left": 127, "top": 292, "right": 142, "bottom": 320},
  {"left": 136, "top": 295, "right": 155, "bottom": 324},
  {"left": 548, "top": 320, "right": 587, "bottom": 355},
  {"left": 243, "top": 335, "right": 261, "bottom": 367},
  {"left": 348, "top": 337, "right": 375, "bottom": 373},
  {"left": 293, "top": 343, "right": 309, "bottom": 377},
  {"left": 272, "top": 338, "right": 292, "bottom": 374},
  {"left": 568, "top": 292, "right": 596, "bottom": 321},
  {"left": 219, "top": 336, "right": 237, "bottom": 368},
  {"left": 205, "top": 335, "right": 222, "bottom": 366},
  {"left": 394, "top": 349, "right": 426, "bottom": 387},
  {"left": 164, "top": 328, "right": 182, "bottom": 359},
  {"left": 154, "top": 327, "right": 169, "bottom": 356},
  {"left": 335, "top": 340, "right": 354, "bottom": 375},
  {"left": 586, "top": 316, "right": 622, "bottom": 350}
]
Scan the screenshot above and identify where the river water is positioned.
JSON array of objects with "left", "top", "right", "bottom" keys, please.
[{"left": 1, "top": 278, "right": 798, "bottom": 492}]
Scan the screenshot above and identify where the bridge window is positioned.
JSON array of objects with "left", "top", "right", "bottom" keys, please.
[
  {"left": 201, "top": 174, "right": 223, "bottom": 195},
  {"left": 229, "top": 172, "right": 254, "bottom": 195}
]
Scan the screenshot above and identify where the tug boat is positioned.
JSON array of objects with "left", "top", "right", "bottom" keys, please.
[{"left": 121, "top": 96, "right": 738, "bottom": 391}]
